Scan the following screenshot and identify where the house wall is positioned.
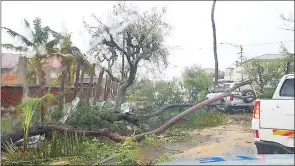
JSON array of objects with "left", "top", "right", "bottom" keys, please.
[{"left": 224, "top": 66, "right": 248, "bottom": 82}]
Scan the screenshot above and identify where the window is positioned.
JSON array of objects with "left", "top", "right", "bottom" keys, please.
[{"left": 280, "top": 79, "right": 294, "bottom": 97}]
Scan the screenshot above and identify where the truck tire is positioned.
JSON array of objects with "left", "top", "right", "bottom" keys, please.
[{"left": 241, "top": 89, "right": 256, "bottom": 103}]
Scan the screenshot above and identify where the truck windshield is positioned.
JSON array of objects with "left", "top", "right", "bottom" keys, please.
[{"left": 280, "top": 78, "right": 294, "bottom": 97}]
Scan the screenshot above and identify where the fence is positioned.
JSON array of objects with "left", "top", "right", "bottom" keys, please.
[{"left": 1, "top": 76, "right": 120, "bottom": 115}]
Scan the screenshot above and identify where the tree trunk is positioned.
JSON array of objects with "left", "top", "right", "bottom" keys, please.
[
  {"left": 104, "top": 76, "right": 112, "bottom": 101},
  {"left": 121, "top": 32, "right": 126, "bottom": 80},
  {"left": 115, "top": 67, "right": 138, "bottom": 106},
  {"left": 80, "top": 63, "right": 85, "bottom": 96},
  {"left": 95, "top": 69, "right": 105, "bottom": 102},
  {"left": 87, "top": 64, "right": 95, "bottom": 102},
  {"left": 1, "top": 123, "right": 126, "bottom": 152},
  {"left": 58, "top": 68, "right": 67, "bottom": 112},
  {"left": 20, "top": 57, "right": 29, "bottom": 103},
  {"left": 74, "top": 58, "right": 81, "bottom": 97},
  {"left": 36, "top": 64, "right": 46, "bottom": 123},
  {"left": 211, "top": 0, "right": 219, "bottom": 86},
  {"left": 285, "top": 61, "right": 291, "bottom": 74}
]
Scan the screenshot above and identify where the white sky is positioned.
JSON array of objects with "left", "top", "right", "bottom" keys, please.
[{"left": 2, "top": 1, "right": 294, "bottom": 80}]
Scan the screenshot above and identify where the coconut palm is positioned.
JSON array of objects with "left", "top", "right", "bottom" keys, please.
[
  {"left": 1, "top": 18, "right": 62, "bottom": 92},
  {"left": 51, "top": 32, "right": 94, "bottom": 110}
]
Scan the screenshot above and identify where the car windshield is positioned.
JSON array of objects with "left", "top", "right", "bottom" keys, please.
[{"left": 1, "top": 1, "right": 293, "bottom": 165}]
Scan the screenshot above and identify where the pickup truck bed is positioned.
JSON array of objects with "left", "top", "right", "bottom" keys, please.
[{"left": 252, "top": 74, "right": 294, "bottom": 154}]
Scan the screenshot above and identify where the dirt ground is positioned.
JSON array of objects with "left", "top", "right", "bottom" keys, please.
[
  {"left": 141, "top": 115, "right": 257, "bottom": 161},
  {"left": 171, "top": 124, "right": 257, "bottom": 159}
]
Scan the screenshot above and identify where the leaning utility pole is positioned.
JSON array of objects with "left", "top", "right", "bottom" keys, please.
[
  {"left": 238, "top": 45, "right": 244, "bottom": 81},
  {"left": 220, "top": 42, "right": 245, "bottom": 81},
  {"left": 211, "top": 0, "right": 219, "bottom": 86}
]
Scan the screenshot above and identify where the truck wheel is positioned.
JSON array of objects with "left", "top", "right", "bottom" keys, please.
[{"left": 241, "top": 89, "right": 256, "bottom": 103}]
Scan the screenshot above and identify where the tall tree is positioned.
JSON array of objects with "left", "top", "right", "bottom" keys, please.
[
  {"left": 85, "top": 3, "right": 170, "bottom": 107},
  {"left": 182, "top": 65, "right": 204, "bottom": 78},
  {"left": 243, "top": 59, "right": 287, "bottom": 93},
  {"left": 280, "top": 13, "right": 294, "bottom": 74},
  {"left": 211, "top": 0, "right": 219, "bottom": 86}
]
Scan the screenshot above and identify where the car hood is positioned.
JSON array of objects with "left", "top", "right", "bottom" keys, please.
[{"left": 157, "top": 155, "right": 294, "bottom": 165}]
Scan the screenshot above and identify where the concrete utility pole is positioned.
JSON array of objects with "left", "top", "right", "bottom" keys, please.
[{"left": 220, "top": 42, "right": 245, "bottom": 81}]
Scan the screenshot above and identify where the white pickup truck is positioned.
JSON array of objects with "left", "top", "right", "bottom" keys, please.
[{"left": 252, "top": 74, "right": 294, "bottom": 154}]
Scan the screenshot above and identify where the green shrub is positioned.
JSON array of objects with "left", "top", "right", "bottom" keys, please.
[
  {"left": 1, "top": 116, "right": 22, "bottom": 135},
  {"left": 257, "top": 91, "right": 274, "bottom": 99}
]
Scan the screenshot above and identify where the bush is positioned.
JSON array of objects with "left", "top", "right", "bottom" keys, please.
[
  {"left": 257, "top": 91, "right": 274, "bottom": 99},
  {"left": 1, "top": 116, "right": 22, "bottom": 135}
]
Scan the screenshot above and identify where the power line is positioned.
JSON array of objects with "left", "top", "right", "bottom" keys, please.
[
  {"left": 243, "top": 40, "right": 294, "bottom": 47},
  {"left": 195, "top": 40, "right": 294, "bottom": 51}
]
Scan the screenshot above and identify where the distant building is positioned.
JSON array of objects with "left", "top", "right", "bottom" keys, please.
[
  {"left": 1, "top": 53, "right": 62, "bottom": 85},
  {"left": 1, "top": 53, "right": 26, "bottom": 85},
  {"left": 224, "top": 54, "right": 286, "bottom": 82}
]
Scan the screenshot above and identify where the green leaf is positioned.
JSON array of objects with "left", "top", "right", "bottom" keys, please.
[
  {"left": 2, "top": 27, "right": 34, "bottom": 46},
  {"left": 1, "top": 44, "right": 28, "bottom": 52}
]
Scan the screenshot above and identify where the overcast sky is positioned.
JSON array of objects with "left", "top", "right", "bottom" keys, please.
[{"left": 2, "top": 1, "right": 294, "bottom": 80}]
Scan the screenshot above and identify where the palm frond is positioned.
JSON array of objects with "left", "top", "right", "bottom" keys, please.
[
  {"left": 24, "top": 19, "right": 30, "bottom": 28},
  {"left": 23, "top": 19, "right": 35, "bottom": 36},
  {"left": 2, "top": 27, "right": 34, "bottom": 46},
  {"left": 48, "top": 29, "right": 64, "bottom": 39},
  {"left": 46, "top": 38, "right": 60, "bottom": 52},
  {"left": 1, "top": 43, "right": 28, "bottom": 52},
  {"left": 33, "top": 18, "right": 49, "bottom": 44}
]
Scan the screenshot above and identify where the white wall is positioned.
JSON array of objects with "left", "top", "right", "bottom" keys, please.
[{"left": 224, "top": 66, "right": 249, "bottom": 82}]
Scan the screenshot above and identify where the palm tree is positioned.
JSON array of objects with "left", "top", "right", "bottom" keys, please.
[
  {"left": 51, "top": 33, "right": 77, "bottom": 112},
  {"left": 2, "top": 18, "right": 62, "bottom": 95},
  {"left": 16, "top": 93, "right": 56, "bottom": 151},
  {"left": 51, "top": 33, "right": 94, "bottom": 109}
]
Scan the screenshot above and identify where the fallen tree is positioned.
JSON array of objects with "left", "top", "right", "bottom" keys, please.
[
  {"left": 102, "top": 103, "right": 193, "bottom": 125},
  {"left": 1, "top": 80, "right": 252, "bottom": 151}
]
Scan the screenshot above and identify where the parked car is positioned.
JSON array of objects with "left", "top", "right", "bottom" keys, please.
[
  {"left": 206, "top": 82, "right": 256, "bottom": 113},
  {"left": 252, "top": 74, "right": 294, "bottom": 154}
]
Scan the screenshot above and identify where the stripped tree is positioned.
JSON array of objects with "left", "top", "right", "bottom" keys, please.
[{"left": 84, "top": 3, "right": 170, "bottom": 108}]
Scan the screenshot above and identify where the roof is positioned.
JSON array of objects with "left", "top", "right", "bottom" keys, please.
[
  {"left": 241, "top": 54, "right": 285, "bottom": 64},
  {"left": 1, "top": 53, "right": 22, "bottom": 68},
  {"left": 253, "top": 54, "right": 285, "bottom": 60}
]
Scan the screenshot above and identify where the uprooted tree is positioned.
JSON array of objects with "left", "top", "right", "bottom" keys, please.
[{"left": 84, "top": 3, "right": 170, "bottom": 107}]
